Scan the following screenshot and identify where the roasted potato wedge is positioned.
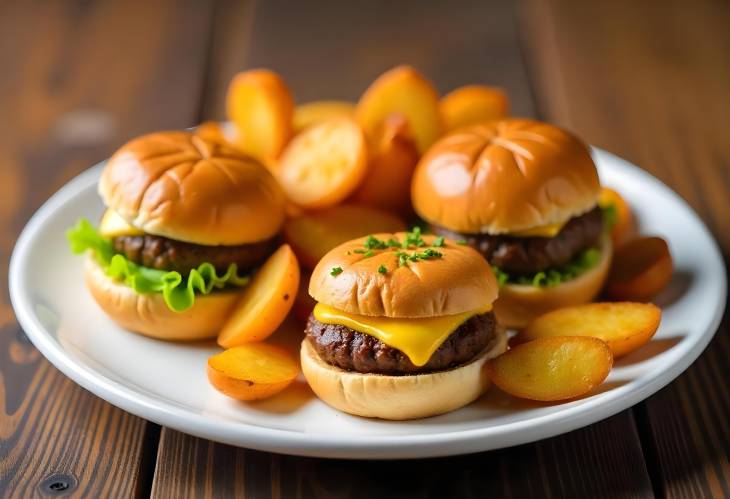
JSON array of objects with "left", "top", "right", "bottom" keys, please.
[
  {"left": 440, "top": 85, "right": 509, "bottom": 131},
  {"left": 218, "top": 244, "right": 300, "bottom": 347},
  {"left": 293, "top": 101, "right": 355, "bottom": 133},
  {"left": 277, "top": 117, "right": 368, "bottom": 208},
  {"left": 226, "top": 69, "right": 294, "bottom": 161},
  {"left": 356, "top": 65, "right": 441, "bottom": 152},
  {"left": 520, "top": 302, "right": 661, "bottom": 358},
  {"left": 283, "top": 204, "right": 405, "bottom": 269},
  {"left": 488, "top": 336, "right": 613, "bottom": 401},
  {"left": 606, "top": 237, "right": 673, "bottom": 301},
  {"left": 349, "top": 113, "right": 419, "bottom": 216},
  {"left": 208, "top": 343, "right": 299, "bottom": 401}
]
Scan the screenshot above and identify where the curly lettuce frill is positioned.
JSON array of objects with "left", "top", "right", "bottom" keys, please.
[
  {"left": 67, "top": 219, "right": 250, "bottom": 312},
  {"left": 492, "top": 204, "right": 614, "bottom": 288},
  {"left": 492, "top": 247, "right": 602, "bottom": 288}
]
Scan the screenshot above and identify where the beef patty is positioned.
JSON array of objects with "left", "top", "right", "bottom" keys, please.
[
  {"left": 305, "top": 312, "right": 498, "bottom": 375},
  {"left": 430, "top": 206, "right": 603, "bottom": 274},
  {"left": 112, "top": 234, "right": 276, "bottom": 274}
]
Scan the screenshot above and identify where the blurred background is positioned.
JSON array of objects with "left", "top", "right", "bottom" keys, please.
[{"left": 1, "top": 0, "right": 728, "bottom": 496}]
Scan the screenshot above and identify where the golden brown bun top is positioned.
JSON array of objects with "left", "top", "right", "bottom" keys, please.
[
  {"left": 99, "top": 131, "right": 286, "bottom": 245},
  {"left": 309, "top": 232, "right": 498, "bottom": 318},
  {"left": 411, "top": 119, "right": 600, "bottom": 234}
]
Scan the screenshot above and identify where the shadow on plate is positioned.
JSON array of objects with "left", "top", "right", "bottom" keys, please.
[
  {"left": 613, "top": 335, "right": 683, "bottom": 367},
  {"left": 653, "top": 269, "right": 693, "bottom": 308},
  {"left": 243, "top": 379, "right": 314, "bottom": 414}
]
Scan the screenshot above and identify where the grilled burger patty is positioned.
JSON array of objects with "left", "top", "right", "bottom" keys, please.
[
  {"left": 112, "top": 234, "right": 276, "bottom": 274},
  {"left": 305, "top": 312, "right": 498, "bottom": 375},
  {"left": 430, "top": 206, "right": 603, "bottom": 274}
]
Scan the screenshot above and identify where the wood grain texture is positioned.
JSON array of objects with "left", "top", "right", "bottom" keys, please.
[
  {"left": 0, "top": 0, "right": 214, "bottom": 496},
  {"left": 152, "top": 411, "right": 651, "bottom": 499},
  {"left": 519, "top": 0, "right": 730, "bottom": 497},
  {"left": 151, "top": 1, "right": 652, "bottom": 497}
]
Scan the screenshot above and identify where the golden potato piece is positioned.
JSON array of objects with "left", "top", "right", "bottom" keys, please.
[
  {"left": 217, "top": 244, "right": 300, "bottom": 347},
  {"left": 226, "top": 69, "right": 294, "bottom": 161},
  {"left": 350, "top": 113, "right": 420, "bottom": 217},
  {"left": 283, "top": 203, "right": 405, "bottom": 269},
  {"left": 599, "top": 187, "right": 636, "bottom": 247},
  {"left": 520, "top": 302, "right": 661, "bottom": 358},
  {"left": 488, "top": 336, "right": 613, "bottom": 401},
  {"left": 440, "top": 85, "right": 509, "bottom": 131},
  {"left": 606, "top": 237, "right": 673, "bottom": 302},
  {"left": 277, "top": 117, "right": 368, "bottom": 208},
  {"left": 208, "top": 343, "right": 299, "bottom": 401},
  {"left": 356, "top": 65, "right": 441, "bottom": 152},
  {"left": 293, "top": 101, "right": 355, "bottom": 133}
]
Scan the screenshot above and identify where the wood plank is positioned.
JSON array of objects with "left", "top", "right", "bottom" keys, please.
[
  {"left": 152, "top": 1, "right": 652, "bottom": 497},
  {"left": 153, "top": 411, "right": 651, "bottom": 499},
  {"left": 0, "top": 0, "right": 214, "bottom": 496},
  {"left": 518, "top": 0, "right": 730, "bottom": 497}
]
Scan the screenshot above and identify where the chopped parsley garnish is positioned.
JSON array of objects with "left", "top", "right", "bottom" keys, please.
[
  {"left": 456, "top": 239, "right": 468, "bottom": 245},
  {"left": 364, "top": 235, "right": 387, "bottom": 250},
  {"left": 359, "top": 229, "right": 445, "bottom": 269},
  {"left": 330, "top": 267, "right": 343, "bottom": 277},
  {"left": 402, "top": 227, "right": 426, "bottom": 248}
]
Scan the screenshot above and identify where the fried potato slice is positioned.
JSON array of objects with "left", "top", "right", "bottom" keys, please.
[
  {"left": 606, "top": 237, "right": 673, "bottom": 302},
  {"left": 349, "top": 113, "right": 419, "bottom": 217},
  {"left": 226, "top": 69, "right": 294, "bottom": 161},
  {"left": 599, "top": 187, "right": 636, "bottom": 247},
  {"left": 520, "top": 302, "right": 661, "bottom": 358},
  {"left": 487, "top": 336, "right": 613, "bottom": 401},
  {"left": 277, "top": 117, "right": 368, "bottom": 208},
  {"left": 293, "top": 101, "right": 355, "bottom": 133},
  {"left": 218, "top": 244, "right": 300, "bottom": 347},
  {"left": 356, "top": 65, "right": 441, "bottom": 153},
  {"left": 284, "top": 203, "right": 405, "bottom": 269},
  {"left": 439, "top": 85, "right": 509, "bottom": 131},
  {"left": 207, "top": 343, "right": 299, "bottom": 401}
]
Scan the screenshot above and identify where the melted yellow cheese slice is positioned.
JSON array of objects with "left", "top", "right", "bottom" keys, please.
[
  {"left": 313, "top": 303, "right": 492, "bottom": 366},
  {"left": 508, "top": 221, "right": 565, "bottom": 237},
  {"left": 99, "top": 209, "right": 144, "bottom": 238}
]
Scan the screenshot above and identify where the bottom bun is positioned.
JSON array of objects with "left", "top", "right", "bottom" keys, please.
[
  {"left": 493, "top": 236, "right": 612, "bottom": 329},
  {"left": 84, "top": 256, "right": 242, "bottom": 341},
  {"left": 300, "top": 326, "right": 508, "bottom": 420}
]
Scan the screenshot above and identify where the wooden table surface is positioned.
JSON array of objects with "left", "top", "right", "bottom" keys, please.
[{"left": 1, "top": 0, "right": 728, "bottom": 497}]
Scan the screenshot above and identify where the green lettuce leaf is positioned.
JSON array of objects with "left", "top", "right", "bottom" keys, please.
[
  {"left": 67, "top": 219, "right": 250, "bottom": 312},
  {"left": 601, "top": 203, "right": 618, "bottom": 230},
  {"left": 493, "top": 247, "right": 602, "bottom": 288}
]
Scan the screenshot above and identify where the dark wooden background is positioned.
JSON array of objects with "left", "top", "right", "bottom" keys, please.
[{"left": 1, "top": 0, "right": 728, "bottom": 497}]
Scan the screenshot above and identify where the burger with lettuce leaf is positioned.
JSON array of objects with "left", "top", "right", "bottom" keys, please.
[
  {"left": 411, "top": 119, "right": 613, "bottom": 328},
  {"left": 68, "top": 131, "right": 286, "bottom": 340}
]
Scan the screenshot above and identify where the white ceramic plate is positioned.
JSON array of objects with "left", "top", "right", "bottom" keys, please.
[{"left": 9, "top": 148, "right": 726, "bottom": 459}]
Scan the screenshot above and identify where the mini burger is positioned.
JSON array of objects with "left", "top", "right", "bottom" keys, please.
[
  {"left": 300, "top": 230, "right": 507, "bottom": 420},
  {"left": 411, "top": 119, "right": 612, "bottom": 328},
  {"left": 68, "top": 131, "right": 286, "bottom": 340}
]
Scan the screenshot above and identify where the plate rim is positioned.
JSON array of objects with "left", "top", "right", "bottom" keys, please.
[{"left": 9, "top": 147, "right": 727, "bottom": 459}]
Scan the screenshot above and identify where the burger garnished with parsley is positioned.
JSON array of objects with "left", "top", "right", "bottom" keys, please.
[
  {"left": 411, "top": 119, "right": 613, "bottom": 328},
  {"left": 301, "top": 229, "right": 507, "bottom": 420},
  {"left": 67, "top": 131, "right": 286, "bottom": 340}
]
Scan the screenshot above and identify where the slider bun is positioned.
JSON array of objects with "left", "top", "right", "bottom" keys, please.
[
  {"left": 84, "top": 256, "right": 241, "bottom": 340},
  {"left": 99, "top": 131, "right": 286, "bottom": 245},
  {"left": 411, "top": 119, "right": 600, "bottom": 234},
  {"left": 300, "top": 325, "right": 507, "bottom": 420},
  {"left": 493, "top": 236, "right": 612, "bottom": 329},
  {"left": 309, "top": 233, "right": 499, "bottom": 318}
]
